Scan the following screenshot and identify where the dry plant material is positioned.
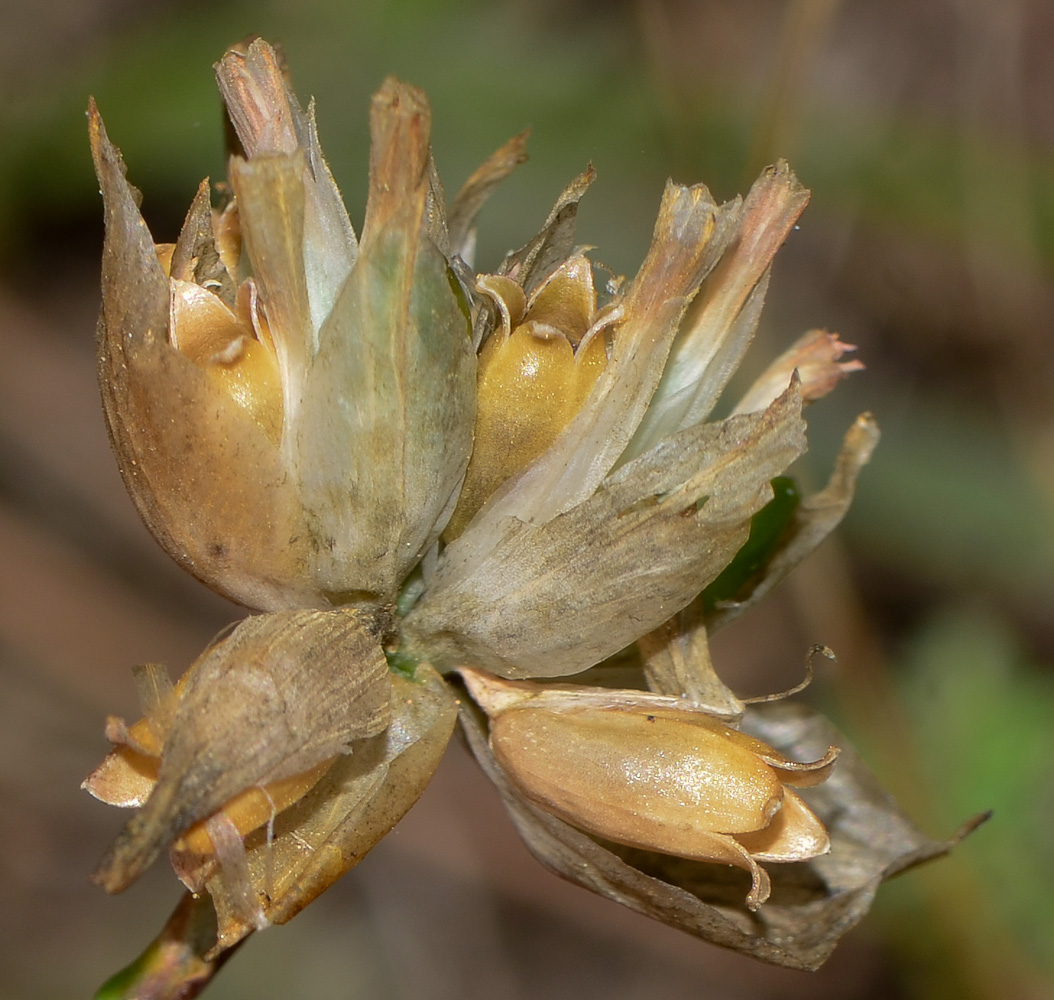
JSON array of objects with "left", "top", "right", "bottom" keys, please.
[
  {"left": 84, "top": 36, "right": 973, "bottom": 996},
  {"left": 459, "top": 668, "right": 837, "bottom": 911}
]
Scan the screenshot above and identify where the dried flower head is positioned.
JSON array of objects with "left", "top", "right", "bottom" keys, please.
[{"left": 85, "top": 37, "right": 970, "bottom": 995}]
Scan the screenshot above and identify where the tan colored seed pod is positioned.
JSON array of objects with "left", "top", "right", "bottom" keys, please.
[{"left": 459, "top": 667, "right": 837, "bottom": 910}]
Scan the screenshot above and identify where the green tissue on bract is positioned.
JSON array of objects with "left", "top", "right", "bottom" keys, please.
[{"left": 702, "top": 476, "right": 801, "bottom": 611}]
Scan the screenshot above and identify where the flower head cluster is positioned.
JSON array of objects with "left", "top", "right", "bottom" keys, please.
[{"left": 85, "top": 38, "right": 951, "bottom": 986}]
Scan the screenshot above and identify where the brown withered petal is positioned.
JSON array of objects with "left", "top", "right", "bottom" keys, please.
[
  {"left": 216, "top": 38, "right": 358, "bottom": 332},
  {"left": 732, "top": 328, "right": 864, "bottom": 416},
  {"left": 500, "top": 166, "right": 596, "bottom": 299},
  {"left": 459, "top": 694, "right": 974, "bottom": 970},
  {"left": 169, "top": 178, "right": 236, "bottom": 305},
  {"left": 215, "top": 38, "right": 301, "bottom": 158},
  {"left": 404, "top": 382, "right": 805, "bottom": 679},
  {"left": 624, "top": 161, "right": 810, "bottom": 459},
  {"left": 361, "top": 78, "right": 433, "bottom": 241},
  {"left": 423, "top": 151, "right": 452, "bottom": 258},
  {"left": 447, "top": 129, "right": 530, "bottom": 263},
  {"left": 227, "top": 151, "right": 315, "bottom": 422},
  {"left": 89, "top": 101, "right": 317, "bottom": 612},
  {"left": 458, "top": 665, "right": 754, "bottom": 726},
  {"left": 91, "top": 608, "right": 393, "bottom": 894},
  {"left": 177, "top": 663, "right": 459, "bottom": 956},
  {"left": 294, "top": 78, "right": 476, "bottom": 602},
  {"left": 638, "top": 606, "right": 746, "bottom": 719}
]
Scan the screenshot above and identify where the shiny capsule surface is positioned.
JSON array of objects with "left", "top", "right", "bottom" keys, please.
[{"left": 490, "top": 705, "right": 786, "bottom": 854}]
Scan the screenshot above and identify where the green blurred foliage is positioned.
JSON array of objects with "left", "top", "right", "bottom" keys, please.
[
  {"left": 0, "top": 0, "right": 673, "bottom": 275},
  {"left": 900, "top": 607, "right": 1054, "bottom": 973},
  {"left": 823, "top": 387, "right": 1054, "bottom": 606},
  {"left": 865, "top": 606, "right": 1054, "bottom": 1000}
]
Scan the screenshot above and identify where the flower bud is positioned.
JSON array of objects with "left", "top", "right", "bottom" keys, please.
[
  {"left": 188, "top": 663, "right": 457, "bottom": 953},
  {"left": 91, "top": 101, "right": 318, "bottom": 611},
  {"left": 90, "top": 40, "right": 476, "bottom": 611}
]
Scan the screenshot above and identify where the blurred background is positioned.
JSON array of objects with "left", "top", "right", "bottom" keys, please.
[{"left": 1, "top": 0, "right": 1052, "bottom": 997}]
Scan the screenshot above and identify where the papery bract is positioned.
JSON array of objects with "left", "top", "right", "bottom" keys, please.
[{"left": 88, "top": 608, "right": 393, "bottom": 894}]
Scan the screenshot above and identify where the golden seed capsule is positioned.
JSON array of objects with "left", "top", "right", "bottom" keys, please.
[
  {"left": 444, "top": 254, "right": 608, "bottom": 539},
  {"left": 490, "top": 706, "right": 785, "bottom": 846},
  {"left": 459, "top": 667, "right": 834, "bottom": 909}
]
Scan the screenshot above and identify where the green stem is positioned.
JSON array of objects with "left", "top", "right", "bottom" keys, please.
[{"left": 95, "top": 891, "right": 246, "bottom": 1000}]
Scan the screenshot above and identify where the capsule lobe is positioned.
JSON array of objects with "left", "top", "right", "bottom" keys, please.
[{"left": 490, "top": 705, "right": 784, "bottom": 857}]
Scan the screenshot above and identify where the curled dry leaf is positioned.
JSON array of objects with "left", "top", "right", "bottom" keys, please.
[{"left": 405, "top": 383, "right": 806, "bottom": 678}]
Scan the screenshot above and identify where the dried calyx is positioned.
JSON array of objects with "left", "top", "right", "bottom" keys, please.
[{"left": 86, "top": 609, "right": 393, "bottom": 894}]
